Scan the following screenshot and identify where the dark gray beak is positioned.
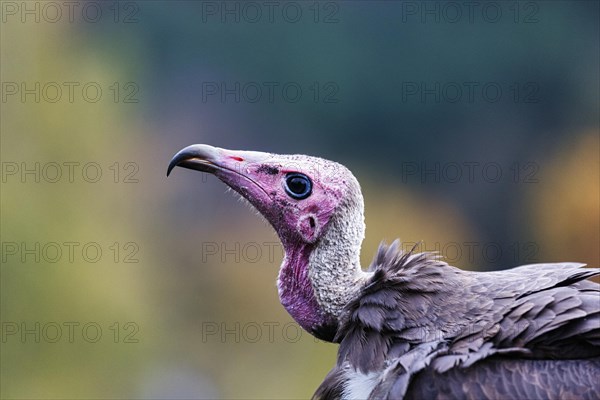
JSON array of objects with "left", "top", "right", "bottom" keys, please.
[{"left": 167, "top": 144, "right": 223, "bottom": 177}]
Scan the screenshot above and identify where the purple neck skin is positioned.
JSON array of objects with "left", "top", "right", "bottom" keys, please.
[{"left": 277, "top": 242, "right": 332, "bottom": 334}]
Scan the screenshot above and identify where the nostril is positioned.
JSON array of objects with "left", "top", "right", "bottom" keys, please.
[
  {"left": 309, "top": 217, "right": 316, "bottom": 228},
  {"left": 230, "top": 156, "right": 244, "bottom": 162}
]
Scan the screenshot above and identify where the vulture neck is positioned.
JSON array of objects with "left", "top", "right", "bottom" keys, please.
[{"left": 277, "top": 195, "right": 369, "bottom": 339}]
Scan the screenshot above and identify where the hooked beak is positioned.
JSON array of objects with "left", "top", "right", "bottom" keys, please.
[
  {"left": 167, "top": 144, "right": 223, "bottom": 177},
  {"left": 167, "top": 144, "right": 274, "bottom": 201}
]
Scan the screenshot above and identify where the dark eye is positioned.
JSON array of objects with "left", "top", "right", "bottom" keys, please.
[{"left": 284, "top": 173, "right": 312, "bottom": 200}]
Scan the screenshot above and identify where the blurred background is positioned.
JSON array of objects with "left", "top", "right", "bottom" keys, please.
[{"left": 1, "top": 1, "right": 598, "bottom": 398}]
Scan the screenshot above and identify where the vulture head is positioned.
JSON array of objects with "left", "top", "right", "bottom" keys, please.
[{"left": 168, "top": 144, "right": 368, "bottom": 341}]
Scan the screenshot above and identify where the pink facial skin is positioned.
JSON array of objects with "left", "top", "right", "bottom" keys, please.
[{"left": 168, "top": 144, "right": 348, "bottom": 337}]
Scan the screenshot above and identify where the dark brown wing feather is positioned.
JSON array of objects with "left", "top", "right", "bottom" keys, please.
[
  {"left": 406, "top": 357, "right": 600, "bottom": 400},
  {"left": 315, "top": 241, "right": 600, "bottom": 399}
]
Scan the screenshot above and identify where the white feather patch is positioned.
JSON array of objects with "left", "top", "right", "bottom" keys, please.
[{"left": 342, "top": 369, "right": 380, "bottom": 400}]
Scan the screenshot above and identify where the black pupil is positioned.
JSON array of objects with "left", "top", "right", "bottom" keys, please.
[
  {"left": 288, "top": 177, "right": 307, "bottom": 194},
  {"left": 285, "top": 174, "right": 311, "bottom": 199}
]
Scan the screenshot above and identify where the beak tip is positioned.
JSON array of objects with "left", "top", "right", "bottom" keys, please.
[{"left": 166, "top": 162, "right": 176, "bottom": 177}]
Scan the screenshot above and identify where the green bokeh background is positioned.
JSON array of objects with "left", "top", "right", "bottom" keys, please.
[{"left": 1, "top": 1, "right": 598, "bottom": 399}]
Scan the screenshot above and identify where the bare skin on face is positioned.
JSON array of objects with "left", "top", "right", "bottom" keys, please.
[{"left": 168, "top": 144, "right": 368, "bottom": 340}]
